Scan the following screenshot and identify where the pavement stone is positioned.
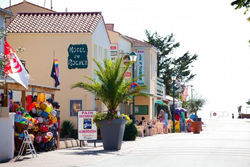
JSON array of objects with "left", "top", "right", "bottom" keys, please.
[
  {"left": 1, "top": 118, "right": 250, "bottom": 167},
  {"left": 58, "top": 141, "right": 66, "bottom": 149},
  {"left": 71, "top": 140, "right": 78, "bottom": 147},
  {"left": 65, "top": 140, "right": 73, "bottom": 148}
]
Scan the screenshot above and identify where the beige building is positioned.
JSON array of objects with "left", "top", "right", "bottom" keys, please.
[
  {"left": 125, "top": 36, "right": 160, "bottom": 121},
  {"left": 105, "top": 24, "right": 133, "bottom": 116},
  {"left": 5, "top": 1, "right": 166, "bottom": 125},
  {"left": 106, "top": 24, "right": 165, "bottom": 122},
  {"left": 7, "top": 12, "right": 110, "bottom": 126}
]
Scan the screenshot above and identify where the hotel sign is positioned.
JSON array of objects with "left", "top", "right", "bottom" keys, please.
[
  {"left": 68, "top": 44, "right": 88, "bottom": 69},
  {"left": 137, "top": 49, "right": 144, "bottom": 85},
  {"left": 110, "top": 44, "right": 117, "bottom": 51},
  {"left": 110, "top": 43, "right": 118, "bottom": 61},
  {"left": 124, "top": 71, "right": 131, "bottom": 77}
]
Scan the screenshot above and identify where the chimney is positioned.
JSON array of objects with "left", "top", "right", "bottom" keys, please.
[{"left": 105, "top": 24, "right": 114, "bottom": 31}]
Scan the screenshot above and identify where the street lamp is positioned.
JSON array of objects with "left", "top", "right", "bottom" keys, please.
[
  {"left": 129, "top": 51, "right": 137, "bottom": 124},
  {"left": 172, "top": 73, "right": 176, "bottom": 133}
]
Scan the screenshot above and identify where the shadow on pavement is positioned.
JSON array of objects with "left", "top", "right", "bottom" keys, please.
[{"left": 59, "top": 144, "right": 121, "bottom": 156}]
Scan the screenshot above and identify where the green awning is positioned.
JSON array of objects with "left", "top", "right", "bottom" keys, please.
[{"left": 155, "top": 100, "right": 163, "bottom": 105}]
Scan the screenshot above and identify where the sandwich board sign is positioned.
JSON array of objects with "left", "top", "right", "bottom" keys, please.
[{"left": 78, "top": 111, "right": 97, "bottom": 140}]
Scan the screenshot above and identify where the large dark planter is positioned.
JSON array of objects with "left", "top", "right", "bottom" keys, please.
[
  {"left": 98, "top": 119, "right": 126, "bottom": 151},
  {"left": 192, "top": 121, "right": 202, "bottom": 134}
]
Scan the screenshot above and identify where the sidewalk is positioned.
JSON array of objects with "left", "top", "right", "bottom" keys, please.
[
  {"left": 2, "top": 118, "right": 250, "bottom": 167},
  {"left": 1, "top": 137, "right": 145, "bottom": 167}
]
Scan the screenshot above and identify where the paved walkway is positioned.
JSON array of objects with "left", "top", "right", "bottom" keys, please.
[{"left": 2, "top": 118, "right": 250, "bottom": 167}]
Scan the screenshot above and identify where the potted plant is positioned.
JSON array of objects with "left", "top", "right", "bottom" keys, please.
[
  {"left": 72, "top": 56, "right": 146, "bottom": 150},
  {"left": 122, "top": 114, "right": 138, "bottom": 141},
  {"left": 187, "top": 97, "right": 206, "bottom": 134}
]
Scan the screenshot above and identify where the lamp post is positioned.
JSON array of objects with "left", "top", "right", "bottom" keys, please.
[
  {"left": 172, "top": 73, "right": 176, "bottom": 133},
  {"left": 129, "top": 51, "right": 137, "bottom": 124}
]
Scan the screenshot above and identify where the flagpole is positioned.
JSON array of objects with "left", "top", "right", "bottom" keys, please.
[
  {"left": 3, "top": 78, "right": 8, "bottom": 107},
  {"left": 3, "top": 38, "right": 8, "bottom": 107}
]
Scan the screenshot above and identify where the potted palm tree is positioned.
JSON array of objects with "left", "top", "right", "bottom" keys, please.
[
  {"left": 187, "top": 97, "right": 206, "bottom": 134},
  {"left": 71, "top": 56, "right": 146, "bottom": 150}
]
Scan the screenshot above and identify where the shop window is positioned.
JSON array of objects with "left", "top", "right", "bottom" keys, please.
[
  {"left": 70, "top": 100, "right": 82, "bottom": 116},
  {"left": 135, "top": 105, "right": 148, "bottom": 115}
]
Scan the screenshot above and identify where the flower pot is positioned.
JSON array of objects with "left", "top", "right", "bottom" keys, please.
[
  {"left": 191, "top": 121, "right": 202, "bottom": 134},
  {"left": 98, "top": 119, "right": 126, "bottom": 151}
]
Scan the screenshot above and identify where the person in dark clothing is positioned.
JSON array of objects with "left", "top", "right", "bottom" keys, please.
[
  {"left": 238, "top": 105, "right": 242, "bottom": 118},
  {"left": 139, "top": 116, "right": 145, "bottom": 125}
]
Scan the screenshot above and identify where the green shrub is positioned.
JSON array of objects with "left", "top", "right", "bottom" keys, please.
[
  {"left": 71, "top": 129, "right": 78, "bottom": 139},
  {"left": 60, "top": 120, "right": 74, "bottom": 138},
  {"left": 123, "top": 122, "right": 138, "bottom": 141}
]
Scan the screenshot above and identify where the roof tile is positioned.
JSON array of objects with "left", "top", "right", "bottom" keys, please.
[
  {"left": 7, "top": 12, "right": 102, "bottom": 33},
  {"left": 125, "top": 35, "right": 152, "bottom": 47}
]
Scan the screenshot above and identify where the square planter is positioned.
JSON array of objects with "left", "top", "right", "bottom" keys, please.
[{"left": 98, "top": 119, "right": 126, "bottom": 151}]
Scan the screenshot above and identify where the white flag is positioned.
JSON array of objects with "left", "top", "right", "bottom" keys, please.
[{"left": 4, "top": 41, "right": 30, "bottom": 89}]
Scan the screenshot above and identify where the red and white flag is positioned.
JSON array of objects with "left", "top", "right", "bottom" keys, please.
[
  {"left": 182, "top": 86, "right": 188, "bottom": 101},
  {"left": 4, "top": 41, "right": 30, "bottom": 89}
]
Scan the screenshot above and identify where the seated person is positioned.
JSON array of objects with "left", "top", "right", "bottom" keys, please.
[{"left": 138, "top": 116, "right": 145, "bottom": 125}]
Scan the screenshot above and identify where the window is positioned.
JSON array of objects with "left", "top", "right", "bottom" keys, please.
[{"left": 70, "top": 100, "right": 82, "bottom": 116}]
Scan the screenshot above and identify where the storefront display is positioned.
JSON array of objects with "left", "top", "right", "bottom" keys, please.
[{"left": 14, "top": 98, "right": 59, "bottom": 153}]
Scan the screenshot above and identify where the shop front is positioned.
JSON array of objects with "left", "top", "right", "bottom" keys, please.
[
  {"left": 7, "top": 12, "right": 111, "bottom": 127},
  {"left": 134, "top": 95, "right": 157, "bottom": 122},
  {"left": 0, "top": 79, "right": 60, "bottom": 154}
]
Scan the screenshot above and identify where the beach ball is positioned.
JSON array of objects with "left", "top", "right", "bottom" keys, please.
[
  {"left": 42, "top": 111, "right": 49, "bottom": 119},
  {"left": 29, "top": 134, "right": 34, "bottom": 141},
  {"left": 51, "top": 110, "right": 57, "bottom": 117},
  {"left": 48, "top": 114, "right": 53, "bottom": 120},
  {"left": 45, "top": 104, "right": 53, "bottom": 113},
  {"left": 20, "top": 107, "right": 25, "bottom": 112},
  {"left": 46, "top": 132, "right": 53, "bottom": 141},
  {"left": 35, "top": 135, "right": 42, "bottom": 143},
  {"left": 42, "top": 136, "right": 48, "bottom": 143},
  {"left": 34, "top": 125, "right": 39, "bottom": 132},
  {"left": 52, "top": 117, "right": 57, "bottom": 123},
  {"left": 34, "top": 118, "right": 38, "bottom": 125},
  {"left": 43, "top": 118, "right": 50, "bottom": 125},
  {"left": 32, "top": 107, "right": 37, "bottom": 114},
  {"left": 37, "top": 110, "right": 43, "bottom": 116},
  {"left": 19, "top": 133, "right": 24, "bottom": 139},
  {"left": 40, "top": 102, "right": 48, "bottom": 110},
  {"left": 40, "top": 125, "right": 49, "bottom": 132},
  {"left": 14, "top": 114, "right": 22, "bottom": 122},
  {"left": 14, "top": 132, "right": 20, "bottom": 137},
  {"left": 20, "top": 121, "right": 27, "bottom": 125},
  {"left": 48, "top": 120, "right": 53, "bottom": 126},
  {"left": 38, "top": 117, "right": 43, "bottom": 123},
  {"left": 28, "top": 122, "right": 34, "bottom": 128},
  {"left": 35, "top": 103, "right": 40, "bottom": 109}
]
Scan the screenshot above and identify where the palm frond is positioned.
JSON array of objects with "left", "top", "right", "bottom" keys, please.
[{"left": 71, "top": 56, "right": 148, "bottom": 111}]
